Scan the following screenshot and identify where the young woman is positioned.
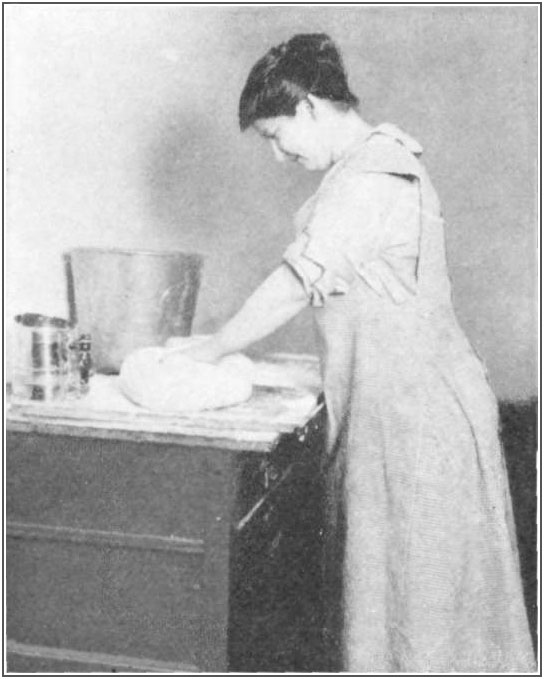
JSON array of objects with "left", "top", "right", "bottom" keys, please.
[{"left": 178, "top": 33, "right": 535, "bottom": 672}]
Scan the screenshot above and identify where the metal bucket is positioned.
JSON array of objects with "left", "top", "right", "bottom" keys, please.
[{"left": 65, "top": 247, "right": 204, "bottom": 373}]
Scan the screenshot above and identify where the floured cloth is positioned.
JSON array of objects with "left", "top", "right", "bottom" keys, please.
[
  {"left": 283, "top": 123, "right": 536, "bottom": 672},
  {"left": 119, "top": 346, "right": 253, "bottom": 412}
]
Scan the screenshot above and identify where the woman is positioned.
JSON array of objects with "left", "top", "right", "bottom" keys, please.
[{"left": 178, "top": 34, "right": 535, "bottom": 672}]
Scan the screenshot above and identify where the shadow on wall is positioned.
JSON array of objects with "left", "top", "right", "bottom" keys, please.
[
  {"left": 138, "top": 100, "right": 319, "bottom": 352},
  {"left": 141, "top": 111, "right": 229, "bottom": 240},
  {"left": 138, "top": 108, "right": 256, "bottom": 340}
]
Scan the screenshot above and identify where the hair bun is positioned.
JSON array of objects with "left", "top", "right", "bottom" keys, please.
[
  {"left": 239, "top": 32, "right": 358, "bottom": 130},
  {"left": 285, "top": 33, "right": 342, "bottom": 68},
  {"left": 271, "top": 41, "right": 288, "bottom": 61}
]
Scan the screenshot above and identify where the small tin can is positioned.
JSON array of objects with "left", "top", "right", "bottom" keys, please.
[
  {"left": 11, "top": 314, "right": 93, "bottom": 401},
  {"left": 11, "top": 314, "right": 72, "bottom": 401}
]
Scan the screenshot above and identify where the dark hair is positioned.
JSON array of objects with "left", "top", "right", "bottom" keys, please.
[{"left": 238, "top": 33, "right": 359, "bottom": 131}]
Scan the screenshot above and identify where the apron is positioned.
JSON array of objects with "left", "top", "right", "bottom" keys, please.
[{"left": 310, "top": 125, "right": 536, "bottom": 672}]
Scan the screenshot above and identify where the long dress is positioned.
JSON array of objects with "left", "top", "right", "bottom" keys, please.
[{"left": 282, "top": 123, "right": 536, "bottom": 673}]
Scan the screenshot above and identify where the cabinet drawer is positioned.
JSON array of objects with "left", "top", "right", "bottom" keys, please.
[
  {"left": 7, "top": 645, "right": 196, "bottom": 674},
  {"left": 7, "top": 432, "right": 231, "bottom": 540},
  {"left": 7, "top": 534, "right": 209, "bottom": 668}
]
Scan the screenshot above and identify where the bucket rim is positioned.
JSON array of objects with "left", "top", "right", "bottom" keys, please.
[{"left": 66, "top": 247, "right": 204, "bottom": 262}]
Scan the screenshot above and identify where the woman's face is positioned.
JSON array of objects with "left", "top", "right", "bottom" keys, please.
[{"left": 254, "top": 100, "right": 333, "bottom": 171}]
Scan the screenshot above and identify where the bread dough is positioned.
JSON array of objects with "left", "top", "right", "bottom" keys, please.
[{"left": 119, "top": 346, "right": 254, "bottom": 412}]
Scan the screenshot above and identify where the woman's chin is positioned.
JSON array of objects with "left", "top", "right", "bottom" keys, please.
[{"left": 299, "top": 158, "right": 328, "bottom": 172}]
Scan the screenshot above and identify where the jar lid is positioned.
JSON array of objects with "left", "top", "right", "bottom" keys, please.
[{"left": 14, "top": 313, "right": 72, "bottom": 329}]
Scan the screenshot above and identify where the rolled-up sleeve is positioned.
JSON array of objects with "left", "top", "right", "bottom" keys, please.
[
  {"left": 283, "top": 170, "right": 416, "bottom": 307},
  {"left": 283, "top": 232, "right": 352, "bottom": 306}
]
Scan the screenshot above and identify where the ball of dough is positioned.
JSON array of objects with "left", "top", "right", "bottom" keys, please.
[{"left": 118, "top": 346, "right": 254, "bottom": 412}]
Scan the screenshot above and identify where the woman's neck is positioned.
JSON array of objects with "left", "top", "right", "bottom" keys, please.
[{"left": 327, "top": 109, "right": 373, "bottom": 163}]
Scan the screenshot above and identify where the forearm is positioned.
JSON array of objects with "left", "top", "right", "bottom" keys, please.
[{"left": 214, "top": 264, "right": 308, "bottom": 357}]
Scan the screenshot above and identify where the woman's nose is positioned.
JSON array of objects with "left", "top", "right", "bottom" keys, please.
[{"left": 270, "top": 139, "right": 286, "bottom": 163}]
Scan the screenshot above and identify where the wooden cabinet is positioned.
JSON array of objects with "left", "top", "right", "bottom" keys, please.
[{"left": 6, "top": 368, "right": 325, "bottom": 673}]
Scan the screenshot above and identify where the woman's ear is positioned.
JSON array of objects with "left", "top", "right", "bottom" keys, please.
[
  {"left": 305, "top": 94, "right": 327, "bottom": 121},
  {"left": 295, "top": 97, "right": 316, "bottom": 120}
]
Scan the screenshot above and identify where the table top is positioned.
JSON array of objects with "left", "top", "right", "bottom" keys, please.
[{"left": 7, "top": 353, "right": 323, "bottom": 452}]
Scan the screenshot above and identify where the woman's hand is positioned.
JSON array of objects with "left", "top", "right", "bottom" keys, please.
[
  {"left": 164, "top": 264, "right": 308, "bottom": 363},
  {"left": 195, "top": 264, "right": 308, "bottom": 356}
]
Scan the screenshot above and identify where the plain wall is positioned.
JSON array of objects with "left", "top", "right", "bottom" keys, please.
[{"left": 5, "top": 5, "right": 538, "bottom": 399}]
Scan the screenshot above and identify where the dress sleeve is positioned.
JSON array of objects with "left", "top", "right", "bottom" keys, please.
[{"left": 283, "top": 169, "right": 420, "bottom": 307}]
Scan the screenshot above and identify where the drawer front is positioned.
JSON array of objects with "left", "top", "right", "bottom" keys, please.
[
  {"left": 7, "top": 534, "right": 210, "bottom": 668},
  {"left": 7, "top": 641, "right": 199, "bottom": 673},
  {"left": 7, "top": 432, "right": 231, "bottom": 540}
]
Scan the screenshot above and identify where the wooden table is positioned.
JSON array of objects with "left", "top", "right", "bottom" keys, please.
[{"left": 6, "top": 354, "right": 326, "bottom": 673}]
